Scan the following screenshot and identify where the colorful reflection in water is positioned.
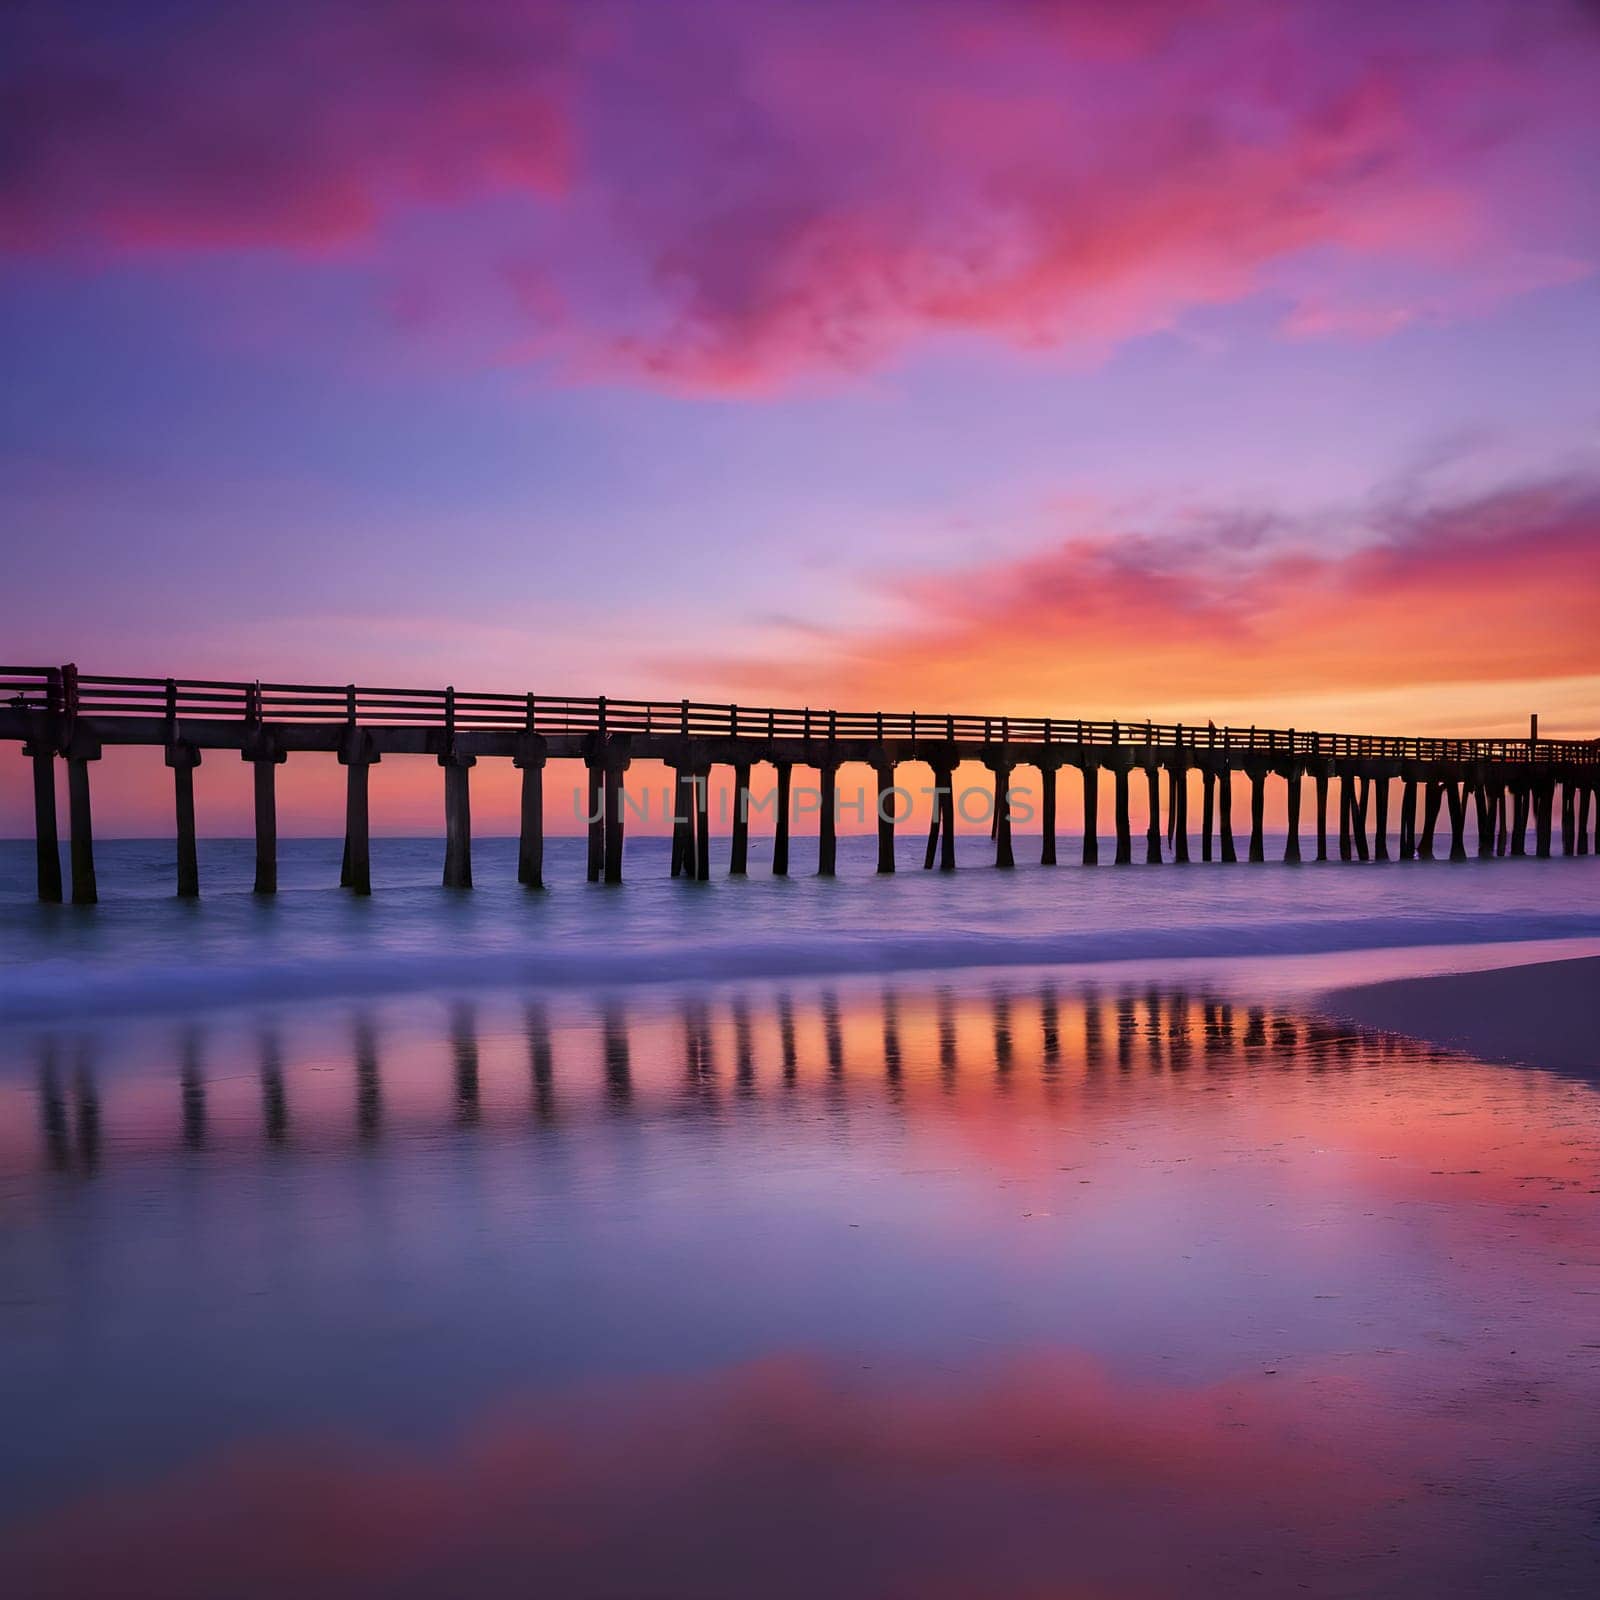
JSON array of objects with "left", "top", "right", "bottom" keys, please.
[{"left": 2, "top": 978, "right": 1598, "bottom": 1596}]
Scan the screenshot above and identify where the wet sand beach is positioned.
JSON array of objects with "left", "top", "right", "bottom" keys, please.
[{"left": 1322, "top": 953, "right": 1600, "bottom": 1077}]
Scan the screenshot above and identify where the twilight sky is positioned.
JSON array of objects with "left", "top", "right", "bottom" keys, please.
[{"left": 3, "top": 0, "right": 1598, "bottom": 832}]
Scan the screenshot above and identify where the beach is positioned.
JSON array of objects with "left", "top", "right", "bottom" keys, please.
[
  {"left": 4, "top": 839, "right": 1600, "bottom": 1595},
  {"left": 1322, "top": 953, "right": 1600, "bottom": 1077}
]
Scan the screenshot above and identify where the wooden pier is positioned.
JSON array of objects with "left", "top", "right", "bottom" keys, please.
[{"left": 3, "top": 665, "right": 1596, "bottom": 902}]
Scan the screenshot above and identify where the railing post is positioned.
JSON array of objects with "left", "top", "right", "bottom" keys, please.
[{"left": 61, "top": 662, "right": 79, "bottom": 746}]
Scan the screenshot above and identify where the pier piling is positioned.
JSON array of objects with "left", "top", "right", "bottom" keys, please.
[
  {"left": 166, "top": 742, "right": 201, "bottom": 897},
  {"left": 1144, "top": 766, "right": 1162, "bottom": 864},
  {"left": 338, "top": 743, "right": 376, "bottom": 895},
  {"left": 603, "top": 762, "right": 626, "bottom": 884},
  {"left": 875, "top": 762, "right": 896, "bottom": 874},
  {"left": 731, "top": 762, "right": 752, "bottom": 876},
  {"left": 773, "top": 763, "right": 792, "bottom": 876},
  {"left": 992, "top": 763, "right": 1015, "bottom": 869},
  {"left": 1446, "top": 781, "right": 1467, "bottom": 861},
  {"left": 1219, "top": 767, "right": 1237, "bottom": 863},
  {"left": 817, "top": 765, "right": 838, "bottom": 876},
  {"left": 584, "top": 760, "right": 603, "bottom": 883},
  {"left": 1284, "top": 768, "right": 1302, "bottom": 863},
  {"left": 24, "top": 742, "right": 62, "bottom": 903},
  {"left": 514, "top": 741, "right": 545, "bottom": 888},
  {"left": 1082, "top": 764, "right": 1100, "bottom": 865},
  {"left": 1114, "top": 768, "right": 1132, "bottom": 864},
  {"left": 442, "top": 755, "right": 474, "bottom": 889},
  {"left": 66, "top": 748, "right": 98, "bottom": 905},
  {"left": 245, "top": 746, "right": 283, "bottom": 894},
  {"left": 1419, "top": 782, "right": 1443, "bottom": 860},
  {"left": 1171, "top": 764, "right": 1189, "bottom": 863},
  {"left": 1041, "top": 765, "right": 1058, "bottom": 866},
  {"left": 695, "top": 769, "right": 711, "bottom": 882}
]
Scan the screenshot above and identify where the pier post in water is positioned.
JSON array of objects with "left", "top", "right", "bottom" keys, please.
[
  {"left": 603, "top": 753, "right": 629, "bottom": 885},
  {"left": 934, "top": 764, "right": 953, "bottom": 876},
  {"left": 671, "top": 767, "right": 694, "bottom": 879},
  {"left": 1200, "top": 766, "right": 1215, "bottom": 862},
  {"left": 1446, "top": 780, "right": 1468, "bottom": 861},
  {"left": 1143, "top": 765, "right": 1161, "bottom": 864},
  {"left": 1399, "top": 778, "right": 1417, "bottom": 859},
  {"left": 1113, "top": 766, "right": 1133, "bottom": 864},
  {"left": 1560, "top": 781, "right": 1575, "bottom": 856},
  {"left": 65, "top": 739, "right": 100, "bottom": 905},
  {"left": 441, "top": 754, "right": 475, "bottom": 889},
  {"left": 991, "top": 762, "right": 1015, "bottom": 869},
  {"left": 243, "top": 740, "right": 285, "bottom": 895},
  {"left": 1510, "top": 783, "right": 1528, "bottom": 856},
  {"left": 816, "top": 764, "right": 838, "bottom": 877},
  {"left": 695, "top": 767, "right": 712, "bottom": 882},
  {"left": 338, "top": 734, "right": 378, "bottom": 895},
  {"left": 1247, "top": 767, "right": 1265, "bottom": 863},
  {"left": 875, "top": 760, "right": 896, "bottom": 874},
  {"left": 1218, "top": 766, "right": 1237, "bottom": 863},
  {"left": 1283, "top": 767, "right": 1302, "bottom": 864},
  {"left": 585, "top": 759, "right": 603, "bottom": 883},
  {"left": 1419, "top": 781, "right": 1443, "bottom": 860},
  {"left": 1314, "top": 770, "right": 1329, "bottom": 861},
  {"left": 166, "top": 741, "right": 201, "bottom": 898},
  {"left": 1040, "top": 764, "right": 1058, "bottom": 866},
  {"left": 1578, "top": 784, "right": 1591, "bottom": 856},
  {"left": 1373, "top": 776, "right": 1390, "bottom": 861},
  {"left": 1534, "top": 777, "right": 1554, "bottom": 858},
  {"left": 513, "top": 737, "right": 546, "bottom": 888},
  {"left": 773, "top": 762, "right": 792, "bottom": 875},
  {"left": 1170, "top": 762, "right": 1189, "bottom": 864},
  {"left": 1082, "top": 763, "right": 1099, "bottom": 865},
  {"left": 730, "top": 762, "right": 752, "bottom": 876},
  {"left": 1353, "top": 776, "right": 1370, "bottom": 863},
  {"left": 1338, "top": 771, "right": 1354, "bottom": 861},
  {"left": 1471, "top": 781, "right": 1492, "bottom": 859},
  {"left": 23, "top": 740, "right": 62, "bottom": 903}
]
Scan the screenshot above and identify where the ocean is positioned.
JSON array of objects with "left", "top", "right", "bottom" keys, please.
[{"left": 3, "top": 836, "right": 1599, "bottom": 1595}]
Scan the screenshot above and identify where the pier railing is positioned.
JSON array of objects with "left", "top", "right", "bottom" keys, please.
[{"left": 2, "top": 665, "right": 1594, "bottom": 764}]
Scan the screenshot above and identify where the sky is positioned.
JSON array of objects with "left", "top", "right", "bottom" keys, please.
[{"left": 2, "top": 0, "right": 1598, "bottom": 834}]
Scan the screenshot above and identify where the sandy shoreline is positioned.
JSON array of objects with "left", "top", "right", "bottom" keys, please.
[{"left": 1320, "top": 954, "right": 1600, "bottom": 1077}]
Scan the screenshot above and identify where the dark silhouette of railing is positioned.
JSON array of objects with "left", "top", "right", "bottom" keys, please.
[{"left": 2, "top": 664, "right": 1594, "bottom": 764}]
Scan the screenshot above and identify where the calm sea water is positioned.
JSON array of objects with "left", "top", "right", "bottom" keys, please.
[
  {"left": 3, "top": 834, "right": 1598, "bottom": 1019},
  {"left": 3, "top": 839, "right": 1600, "bottom": 1595}
]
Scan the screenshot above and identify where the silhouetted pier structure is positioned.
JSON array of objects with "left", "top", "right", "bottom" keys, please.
[{"left": 4, "top": 664, "right": 1596, "bottom": 902}]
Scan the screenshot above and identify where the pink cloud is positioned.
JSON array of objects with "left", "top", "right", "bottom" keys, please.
[
  {"left": 0, "top": 1, "right": 576, "bottom": 253},
  {"left": 660, "top": 471, "right": 1600, "bottom": 718},
  {"left": 3, "top": 1, "right": 1597, "bottom": 387}
]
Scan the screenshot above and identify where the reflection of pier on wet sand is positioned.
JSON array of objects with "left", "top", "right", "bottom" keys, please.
[{"left": 17, "top": 984, "right": 1424, "bottom": 1176}]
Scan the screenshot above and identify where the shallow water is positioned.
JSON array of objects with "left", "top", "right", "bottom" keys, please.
[
  {"left": 3, "top": 972, "right": 1600, "bottom": 1597},
  {"left": 5, "top": 840, "right": 1600, "bottom": 1594},
  {"left": 3, "top": 835, "right": 1598, "bottom": 1019}
]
